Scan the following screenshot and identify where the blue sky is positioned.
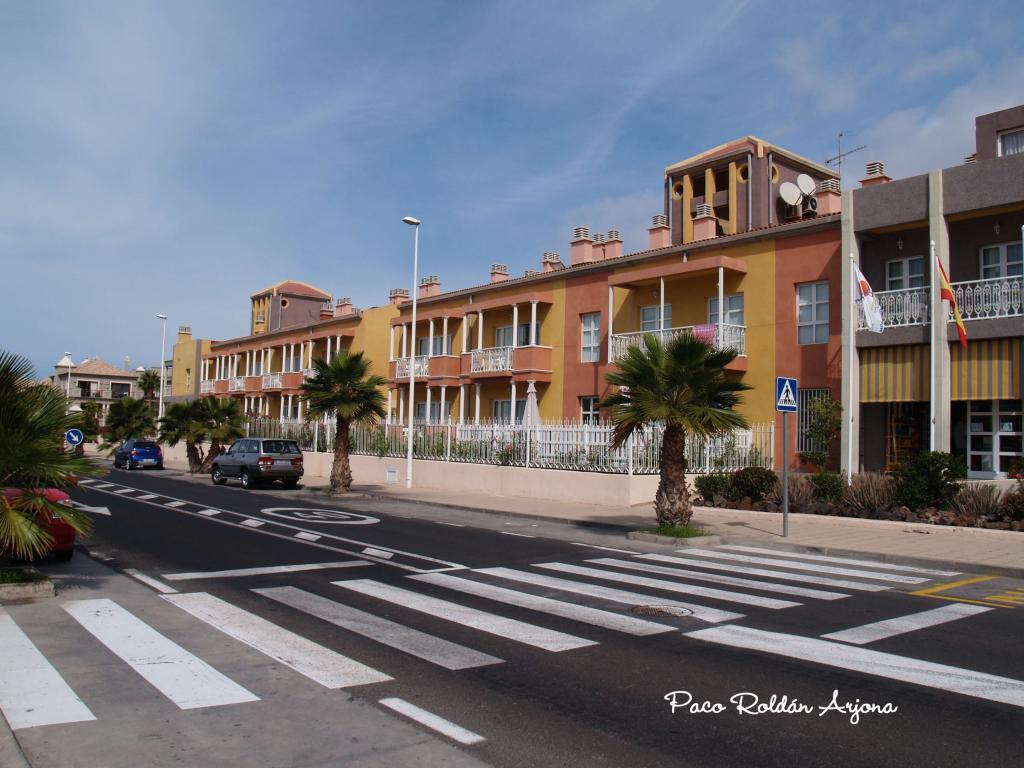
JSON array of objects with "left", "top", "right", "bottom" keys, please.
[{"left": 2, "top": 0, "right": 1021, "bottom": 376}]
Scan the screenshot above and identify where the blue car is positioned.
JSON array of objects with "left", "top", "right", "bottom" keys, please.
[{"left": 114, "top": 439, "right": 164, "bottom": 470}]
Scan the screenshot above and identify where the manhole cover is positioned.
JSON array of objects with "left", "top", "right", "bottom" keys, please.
[{"left": 631, "top": 605, "right": 693, "bottom": 617}]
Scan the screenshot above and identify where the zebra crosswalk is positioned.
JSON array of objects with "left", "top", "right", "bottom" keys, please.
[{"left": 3, "top": 544, "right": 1019, "bottom": 737}]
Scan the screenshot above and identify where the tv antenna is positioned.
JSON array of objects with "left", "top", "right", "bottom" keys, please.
[{"left": 826, "top": 132, "right": 866, "bottom": 178}]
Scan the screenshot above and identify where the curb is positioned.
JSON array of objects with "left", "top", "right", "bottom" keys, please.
[
  {"left": 626, "top": 532, "right": 724, "bottom": 547},
  {"left": 0, "top": 569, "right": 54, "bottom": 602}
]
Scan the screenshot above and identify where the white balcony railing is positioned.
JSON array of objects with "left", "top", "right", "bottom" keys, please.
[
  {"left": 228, "top": 377, "right": 245, "bottom": 392},
  {"left": 200, "top": 380, "right": 215, "bottom": 394},
  {"left": 858, "top": 287, "right": 930, "bottom": 329},
  {"left": 952, "top": 276, "right": 1022, "bottom": 321},
  {"left": 471, "top": 347, "right": 514, "bottom": 372},
  {"left": 301, "top": 368, "right": 317, "bottom": 381},
  {"left": 395, "top": 356, "right": 429, "bottom": 378},
  {"left": 611, "top": 324, "right": 746, "bottom": 362},
  {"left": 262, "top": 373, "right": 282, "bottom": 389}
]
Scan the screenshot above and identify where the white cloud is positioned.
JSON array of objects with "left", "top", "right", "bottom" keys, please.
[{"left": 899, "top": 45, "right": 977, "bottom": 83}]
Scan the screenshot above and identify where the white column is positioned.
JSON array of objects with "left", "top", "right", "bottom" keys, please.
[
  {"left": 659, "top": 277, "right": 666, "bottom": 337},
  {"left": 477, "top": 310, "right": 484, "bottom": 349},
  {"left": 268, "top": 347, "right": 274, "bottom": 372},
  {"left": 297, "top": 397, "right": 303, "bottom": 421},
  {"left": 442, "top": 316, "right": 449, "bottom": 354},
  {"left": 401, "top": 324, "right": 408, "bottom": 358},
  {"left": 244, "top": 396, "right": 249, "bottom": 412},
  {"left": 399, "top": 387, "right": 405, "bottom": 426},
  {"left": 510, "top": 381, "right": 517, "bottom": 424},
  {"left": 281, "top": 345, "right": 286, "bottom": 372},
  {"left": 440, "top": 385, "right": 447, "bottom": 423},
  {"left": 287, "top": 394, "right": 292, "bottom": 419},
  {"left": 288, "top": 343, "right": 294, "bottom": 372},
  {"left": 386, "top": 389, "right": 393, "bottom": 425},
  {"left": 530, "top": 301, "right": 538, "bottom": 345},
  {"left": 279, "top": 396, "right": 284, "bottom": 420},
  {"left": 461, "top": 316, "right": 468, "bottom": 354},
  {"left": 717, "top": 265, "right": 724, "bottom": 350},
  {"left": 458, "top": 384, "right": 465, "bottom": 424},
  {"left": 428, "top": 318, "right": 435, "bottom": 357},
  {"left": 389, "top": 326, "right": 396, "bottom": 361},
  {"left": 326, "top": 336, "right": 332, "bottom": 363},
  {"left": 426, "top": 386, "right": 433, "bottom": 424},
  {"left": 474, "top": 383, "right": 481, "bottom": 424},
  {"left": 607, "top": 286, "right": 614, "bottom": 362},
  {"left": 336, "top": 335, "right": 340, "bottom": 356},
  {"left": 511, "top": 304, "right": 519, "bottom": 348}
]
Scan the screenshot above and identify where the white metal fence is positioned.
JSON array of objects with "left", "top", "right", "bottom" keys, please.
[
  {"left": 610, "top": 324, "right": 746, "bottom": 361},
  {"left": 856, "top": 277, "right": 1022, "bottom": 330},
  {"left": 245, "top": 417, "right": 773, "bottom": 475}
]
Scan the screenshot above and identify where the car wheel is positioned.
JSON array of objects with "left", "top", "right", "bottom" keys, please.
[
  {"left": 240, "top": 469, "right": 254, "bottom": 489},
  {"left": 156, "top": 463, "right": 164, "bottom": 470},
  {"left": 212, "top": 466, "right": 227, "bottom": 486},
  {"left": 54, "top": 548, "right": 74, "bottom": 563}
]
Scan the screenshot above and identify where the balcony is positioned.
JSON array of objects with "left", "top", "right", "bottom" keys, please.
[
  {"left": 857, "top": 277, "right": 1022, "bottom": 330},
  {"left": 301, "top": 368, "right": 317, "bottom": 382},
  {"left": 471, "top": 346, "right": 513, "bottom": 373},
  {"left": 228, "top": 377, "right": 245, "bottom": 392},
  {"left": 611, "top": 324, "right": 747, "bottom": 362},
  {"left": 859, "top": 287, "right": 930, "bottom": 329},
  {"left": 200, "top": 380, "right": 216, "bottom": 394},
  {"left": 461, "top": 346, "right": 552, "bottom": 379},
  {"left": 262, "top": 372, "right": 283, "bottom": 390},
  {"left": 394, "top": 356, "right": 429, "bottom": 378}
]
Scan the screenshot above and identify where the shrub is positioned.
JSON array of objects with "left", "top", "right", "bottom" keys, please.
[
  {"left": 951, "top": 483, "right": 1003, "bottom": 523},
  {"left": 891, "top": 452, "right": 967, "bottom": 510},
  {"left": 730, "top": 466, "right": 778, "bottom": 502},
  {"left": 811, "top": 471, "right": 847, "bottom": 502},
  {"left": 1000, "top": 489, "right": 1024, "bottom": 522},
  {"left": 800, "top": 395, "right": 843, "bottom": 470},
  {"left": 694, "top": 474, "right": 732, "bottom": 503},
  {"left": 768, "top": 475, "right": 815, "bottom": 512},
  {"left": 843, "top": 472, "right": 894, "bottom": 513}
]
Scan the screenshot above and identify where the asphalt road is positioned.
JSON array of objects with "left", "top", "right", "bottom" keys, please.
[{"left": 19, "top": 467, "right": 1024, "bottom": 768}]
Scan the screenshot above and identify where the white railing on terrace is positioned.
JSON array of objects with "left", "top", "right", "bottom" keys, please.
[
  {"left": 301, "top": 368, "right": 316, "bottom": 381},
  {"left": 858, "top": 287, "right": 930, "bottom": 329},
  {"left": 200, "top": 380, "right": 215, "bottom": 394},
  {"left": 611, "top": 324, "right": 746, "bottom": 361},
  {"left": 245, "top": 417, "right": 773, "bottom": 475},
  {"left": 228, "top": 377, "right": 245, "bottom": 392},
  {"left": 395, "top": 356, "right": 429, "bottom": 377},
  {"left": 471, "top": 346, "right": 514, "bottom": 372},
  {"left": 262, "top": 372, "right": 282, "bottom": 389},
  {"left": 952, "top": 276, "right": 1022, "bottom": 321}
]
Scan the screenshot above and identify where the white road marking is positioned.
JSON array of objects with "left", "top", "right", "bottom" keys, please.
[
  {"left": 198, "top": 508, "right": 221, "bottom": 516},
  {"left": 679, "top": 548, "right": 929, "bottom": 584},
  {"left": 0, "top": 610, "right": 96, "bottom": 730},
  {"left": 69, "top": 501, "right": 111, "bottom": 516},
  {"left": 124, "top": 569, "right": 178, "bottom": 594},
  {"left": 163, "top": 561, "right": 371, "bottom": 581},
  {"left": 476, "top": 567, "right": 743, "bottom": 624},
  {"left": 535, "top": 563, "right": 800, "bottom": 610},
  {"left": 638, "top": 553, "right": 891, "bottom": 592},
  {"left": 436, "top": 521, "right": 465, "bottom": 527},
  {"left": 63, "top": 599, "right": 258, "bottom": 710},
  {"left": 92, "top": 483, "right": 115, "bottom": 489},
  {"left": 686, "top": 624, "right": 1024, "bottom": 708},
  {"left": 412, "top": 573, "right": 673, "bottom": 636},
  {"left": 294, "top": 532, "right": 321, "bottom": 542},
  {"left": 163, "top": 592, "right": 391, "bottom": 688},
  {"left": 334, "top": 579, "right": 596, "bottom": 652},
  {"left": 570, "top": 542, "right": 638, "bottom": 554},
  {"left": 500, "top": 531, "right": 535, "bottom": 538},
  {"left": 240, "top": 519, "right": 265, "bottom": 528},
  {"left": 587, "top": 558, "right": 848, "bottom": 601},
  {"left": 256, "top": 586, "right": 502, "bottom": 670},
  {"left": 361, "top": 547, "right": 393, "bottom": 559},
  {"left": 165, "top": 501, "right": 187, "bottom": 508},
  {"left": 379, "top": 697, "right": 485, "bottom": 745},
  {"left": 821, "top": 604, "right": 993, "bottom": 645},
  {"left": 114, "top": 488, "right": 136, "bottom": 494},
  {"left": 719, "top": 545, "right": 961, "bottom": 577},
  {"left": 137, "top": 494, "right": 159, "bottom": 500},
  {"left": 76, "top": 478, "right": 95, "bottom": 484}
]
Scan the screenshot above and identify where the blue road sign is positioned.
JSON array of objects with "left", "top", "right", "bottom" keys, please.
[
  {"left": 776, "top": 377, "right": 798, "bottom": 412},
  {"left": 65, "top": 428, "right": 84, "bottom": 446}
]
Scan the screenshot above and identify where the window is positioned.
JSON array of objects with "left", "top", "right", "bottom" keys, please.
[
  {"left": 110, "top": 383, "right": 130, "bottom": 399},
  {"left": 708, "top": 294, "right": 745, "bottom": 325},
  {"left": 415, "top": 402, "right": 444, "bottom": 423},
  {"left": 492, "top": 399, "right": 526, "bottom": 423},
  {"left": 495, "top": 323, "right": 539, "bottom": 348},
  {"left": 185, "top": 368, "right": 192, "bottom": 389},
  {"left": 581, "top": 312, "right": 601, "bottom": 362},
  {"left": 77, "top": 381, "right": 92, "bottom": 397},
  {"left": 640, "top": 305, "right": 672, "bottom": 332},
  {"left": 580, "top": 396, "right": 600, "bottom": 423},
  {"left": 998, "top": 128, "right": 1024, "bottom": 157},
  {"left": 417, "top": 335, "right": 453, "bottom": 356},
  {"left": 797, "top": 282, "right": 829, "bottom": 344},
  {"left": 980, "top": 243, "right": 1023, "bottom": 279},
  {"left": 886, "top": 256, "right": 925, "bottom": 290},
  {"left": 797, "top": 388, "right": 830, "bottom": 452}
]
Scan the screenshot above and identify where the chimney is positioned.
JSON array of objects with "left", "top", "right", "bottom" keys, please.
[
  {"left": 123, "top": 356, "right": 131, "bottom": 370},
  {"left": 334, "top": 297, "right": 354, "bottom": 316},
  {"left": 389, "top": 288, "right": 409, "bottom": 305},
  {"left": 816, "top": 179, "right": 841, "bottom": 215},
  {"left": 692, "top": 204, "right": 717, "bottom": 241},
  {"left": 524, "top": 269, "right": 541, "bottom": 277},
  {"left": 542, "top": 252, "right": 564, "bottom": 272},
  {"left": 860, "top": 160, "right": 891, "bottom": 188},
  {"left": 648, "top": 214, "right": 671, "bottom": 250},
  {"left": 490, "top": 263, "right": 509, "bottom": 283},
  {"left": 604, "top": 229, "right": 622, "bottom": 260},
  {"left": 592, "top": 232, "right": 606, "bottom": 261},
  {"left": 319, "top": 302, "right": 334, "bottom": 321},
  {"left": 419, "top": 275, "right": 441, "bottom": 298},
  {"left": 570, "top": 226, "right": 594, "bottom": 265},
  {"left": 177, "top": 325, "right": 192, "bottom": 343}
]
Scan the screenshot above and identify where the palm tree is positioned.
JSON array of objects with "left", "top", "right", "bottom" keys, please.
[
  {"left": 0, "top": 350, "right": 97, "bottom": 559},
  {"left": 137, "top": 369, "right": 161, "bottom": 406},
  {"left": 600, "top": 333, "right": 750, "bottom": 528},
  {"left": 159, "top": 401, "right": 206, "bottom": 473},
  {"left": 101, "top": 396, "right": 155, "bottom": 454},
  {"left": 196, "top": 397, "right": 245, "bottom": 472},
  {"left": 300, "top": 351, "right": 386, "bottom": 494},
  {"left": 79, "top": 401, "right": 102, "bottom": 443}
]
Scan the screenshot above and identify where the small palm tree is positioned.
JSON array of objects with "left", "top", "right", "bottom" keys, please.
[
  {"left": 159, "top": 401, "right": 206, "bottom": 472},
  {"left": 0, "top": 350, "right": 98, "bottom": 559},
  {"left": 600, "top": 333, "right": 750, "bottom": 527},
  {"left": 101, "top": 396, "right": 155, "bottom": 454},
  {"left": 301, "top": 351, "right": 386, "bottom": 494},
  {"left": 137, "top": 369, "right": 161, "bottom": 405},
  {"left": 196, "top": 397, "right": 245, "bottom": 472}
]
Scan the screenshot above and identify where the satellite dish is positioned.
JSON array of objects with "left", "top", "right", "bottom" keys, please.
[
  {"left": 779, "top": 181, "right": 802, "bottom": 206},
  {"left": 796, "top": 174, "right": 816, "bottom": 196}
]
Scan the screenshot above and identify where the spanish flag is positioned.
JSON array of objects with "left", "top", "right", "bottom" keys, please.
[{"left": 936, "top": 255, "right": 967, "bottom": 348}]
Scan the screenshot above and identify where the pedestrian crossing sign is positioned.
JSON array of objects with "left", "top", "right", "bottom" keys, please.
[{"left": 776, "top": 377, "right": 798, "bottom": 412}]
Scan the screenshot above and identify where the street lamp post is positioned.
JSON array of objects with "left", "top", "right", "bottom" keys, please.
[
  {"left": 64, "top": 352, "right": 72, "bottom": 397},
  {"left": 402, "top": 216, "right": 420, "bottom": 489},
  {"left": 156, "top": 314, "right": 168, "bottom": 421}
]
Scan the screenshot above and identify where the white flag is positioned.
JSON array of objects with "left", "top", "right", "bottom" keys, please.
[{"left": 853, "top": 262, "right": 884, "bottom": 333}]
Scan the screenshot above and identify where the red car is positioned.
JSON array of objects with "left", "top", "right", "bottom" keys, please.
[{"left": 1, "top": 488, "right": 77, "bottom": 561}]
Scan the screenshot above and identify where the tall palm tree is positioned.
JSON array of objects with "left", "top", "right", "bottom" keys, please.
[
  {"left": 600, "top": 333, "right": 750, "bottom": 527},
  {"left": 137, "top": 369, "right": 161, "bottom": 406},
  {"left": 0, "top": 350, "right": 97, "bottom": 559},
  {"left": 300, "top": 351, "right": 386, "bottom": 494},
  {"left": 196, "top": 397, "right": 245, "bottom": 472},
  {"left": 101, "top": 396, "right": 154, "bottom": 454},
  {"left": 159, "top": 401, "right": 206, "bottom": 473}
]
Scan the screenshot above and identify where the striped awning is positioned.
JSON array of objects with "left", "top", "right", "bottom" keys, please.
[{"left": 860, "top": 339, "right": 1023, "bottom": 402}]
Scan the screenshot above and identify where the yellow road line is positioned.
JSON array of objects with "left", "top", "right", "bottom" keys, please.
[{"left": 910, "top": 575, "right": 1010, "bottom": 609}]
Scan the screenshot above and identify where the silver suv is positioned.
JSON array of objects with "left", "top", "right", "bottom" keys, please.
[{"left": 211, "top": 438, "right": 304, "bottom": 489}]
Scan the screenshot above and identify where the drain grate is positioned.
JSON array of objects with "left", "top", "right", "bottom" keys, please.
[{"left": 631, "top": 605, "right": 693, "bottom": 618}]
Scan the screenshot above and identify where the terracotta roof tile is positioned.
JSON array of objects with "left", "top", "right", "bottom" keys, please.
[{"left": 72, "top": 358, "right": 138, "bottom": 378}]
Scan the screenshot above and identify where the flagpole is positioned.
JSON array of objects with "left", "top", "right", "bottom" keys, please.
[
  {"left": 929, "top": 239, "right": 937, "bottom": 452},
  {"left": 848, "top": 254, "right": 856, "bottom": 483}
]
